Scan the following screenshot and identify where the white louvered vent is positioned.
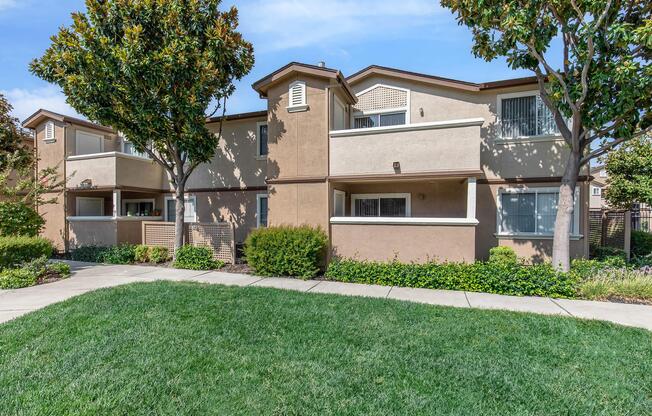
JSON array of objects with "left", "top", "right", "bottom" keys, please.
[
  {"left": 354, "top": 85, "right": 408, "bottom": 113},
  {"left": 44, "top": 121, "right": 55, "bottom": 142},
  {"left": 287, "top": 80, "right": 308, "bottom": 112}
]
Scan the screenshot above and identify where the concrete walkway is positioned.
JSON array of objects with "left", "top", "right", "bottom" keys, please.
[{"left": 1, "top": 261, "right": 651, "bottom": 331}]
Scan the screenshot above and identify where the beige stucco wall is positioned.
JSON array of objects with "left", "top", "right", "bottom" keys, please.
[
  {"left": 65, "top": 125, "right": 118, "bottom": 157},
  {"left": 331, "top": 223, "right": 476, "bottom": 263},
  {"left": 330, "top": 124, "right": 481, "bottom": 176},
  {"left": 66, "top": 154, "right": 163, "bottom": 189},
  {"left": 68, "top": 220, "right": 118, "bottom": 248},
  {"left": 589, "top": 183, "right": 606, "bottom": 209},
  {"left": 475, "top": 181, "right": 590, "bottom": 262},
  {"left": 193, "top": 190, "right": 262, "bottom": 243},
  {"left": 268, "top": 183, "right": 329, "bottom": 232},
  {"left": 38, "top": 196, "right": 67, "bottom": 251}
]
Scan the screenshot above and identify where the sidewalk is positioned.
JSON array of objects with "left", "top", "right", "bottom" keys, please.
[{"left": 1, "top": 261, "right": 651, "bottom": 331}]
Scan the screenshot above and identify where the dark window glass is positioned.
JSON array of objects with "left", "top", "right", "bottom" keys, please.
[
  {"left": 259, "top": 124, "right": 268, "bottom": 156},
  {"left": 355, "top": 198, "right": 379, "bottom": 216},
  {"left": 379, "top": 112, "right": 406, "bottom": 127},
  {"left": 259, "top": 196, "right": 268, "bottom": 227},
  {"left": 380, "top": 198, "right": 406, "bottom": 217}
]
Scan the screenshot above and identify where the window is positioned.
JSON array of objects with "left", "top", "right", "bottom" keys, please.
[
  {"left": 75, "top": 131, "right": 103, "bottom": 155},
  {"left": 353, "top": 112, "right": 406, "bottom": 129},
  {"left": 44, "top": 121, "right": 55, "bottom": 142},
  {"left": 122, "top": 138, "right": 149, "bottom": 159},
  {"left": 122, "top": 199, "right": 155, "bottom": 217},
  {"left": 333, "top": 95, "right": 347, "bottom": 131},
  {"left": 351, "top": 193, "right": 410, "bottom": 217},
  {"left": 591, "top": 186, "right": 602, "bottom": 196},
  {"left": 256, "top": 122, "right": 268, "bottom": 157},
  {"left": 257, "top": 194, "right": 268, "bottom": 227},
  {"left": 497, "top": 188, "right": 580, "bottom": 236},
  {"left": 499, "top": 93, "right": 559, "bottom": 139},
  {"left": 165, "top": 196, "right": 196, "bottom": 223},
  {"left": 287, "top": 81, "right": 308, "bottom": 112},
  {"left": 76, "top": 197, "right": 104, "bottom": 216},
  {"left": 599, "top": 170, "right": 608, "bottom": 178},
  {"left": 333, "top": 190, "right": 345, "bottom": 216}
]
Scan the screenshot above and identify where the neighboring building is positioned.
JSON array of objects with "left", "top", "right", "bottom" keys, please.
[
  {"left": 23, "top": 62, "right": 591, "bottom": 262},
  {"left": 589, "top": 165, "right": 609, "bottom": 210}
]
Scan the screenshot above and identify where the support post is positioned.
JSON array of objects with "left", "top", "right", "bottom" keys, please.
[
  {"left": 112, "top": 189, "right": 121, "bottom": 219},
  {"left": 466, "top": 177, "right": 477, "bottom": 220}
]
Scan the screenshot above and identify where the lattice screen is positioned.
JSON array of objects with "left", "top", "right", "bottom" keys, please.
[
  {"left": 353, "top": 86, "right": 407, "bottom": 113},
  {"left": 142, "top": 221, "right": 235, "bottom": 263}
]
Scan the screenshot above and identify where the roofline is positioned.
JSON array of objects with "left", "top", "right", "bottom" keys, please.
[
  {"left": 346, "top": 65, "right": 538, "bottom": 92},
  {"left": 206, "top": 110, "right": 267, "bottom": 123},
  {"left": 252, "top": 62, "right": 357, "bottom": 103},
  {"left": 22, "top": 109, "right": 115, "bottom": 133}
]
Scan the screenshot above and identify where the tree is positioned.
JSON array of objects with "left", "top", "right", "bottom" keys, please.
[
  {"left": 30, "top": 0, "right": 254, "bottom": 254},
  {"left": 0, "top": 93, "right": 32, "bottom": 171},
  {"left": 604, "top": 135, "right": 652, "bottom": 208},
  {"left": 440, "top": 0, "right": 652, "bottom": 270}
]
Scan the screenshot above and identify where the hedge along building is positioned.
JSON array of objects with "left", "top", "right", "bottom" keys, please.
[{"left": 23, "top": 62, "right": 590, "bottom": 263}]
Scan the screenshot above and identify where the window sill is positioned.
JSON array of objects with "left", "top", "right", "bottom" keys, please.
[
  {"left": 495, "top": 134, "right": 564, "bottom": 144},
  {"left": 329, "top": 118, "right": 484, "bottom": 138},
  {"left": 330, "top": 217, "right": 479, "bottom": 226},
  {"left": 255, "top": 155, "right": 268, "bottom": 161},
  {"left": 287, "top": 104, "right": 309, "bottom": 113},
  {"left": 44, "top": 139, "right": 56, "bottom": 144},
  {"left": 494, "top": 233, "right": 583, "bottom": 240}
]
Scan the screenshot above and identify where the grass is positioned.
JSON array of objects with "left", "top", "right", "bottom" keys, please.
[
  {"left": 0, "top": 282, "right": 651, "bottom": 415},
  {"left": 578, "top": 269, "right": 652, "bottom": 303}
]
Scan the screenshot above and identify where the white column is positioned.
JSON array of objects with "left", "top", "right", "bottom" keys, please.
[
  {"left": 112, "top": 189, "right": 121, "bottom": 219},
  {"left": 466, "top": 177, "right": 477, "bottom": 220}
]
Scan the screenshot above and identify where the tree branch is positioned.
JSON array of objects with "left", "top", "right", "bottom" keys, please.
[{"left": 533, "top": 67, "right": 573, "bottom": 144}]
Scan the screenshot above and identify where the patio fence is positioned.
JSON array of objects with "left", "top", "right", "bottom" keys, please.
[
  {"left": 142, "top": 221, "right": 235, "bottom": 264},
  {"left": 631, "top": 206, "right": 652, "bottom": 233},
  {"left": 588, "top": 209, "right": 631, "bottom": 259}
]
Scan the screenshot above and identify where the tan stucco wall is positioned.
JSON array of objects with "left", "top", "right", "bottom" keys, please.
[
  {"left": 192, "top": 190, "right": 262, "bottom": 243},
  {"left": 331, "top": 223, "right": 476, "bottom": 263},
  {"left": 268, "top": 183, "right": 329, "bottom": 232},
  {"left": 330, "top": 124, "right": 481, "bottom": 176},
  {"left": 67, "top": 154, "right": 163, "bottom": 189},
  {"left": 475, "top": 181, "right": 590, "bottom": 262},
  {"left": 68, "top": 221, "right": 118, "bottom": 248},
  {"left": 65, "top": 125, "right": 118, "bottom": 157},
  {"left": 38, "top": 197, "right": 66, "bottom": 251}
]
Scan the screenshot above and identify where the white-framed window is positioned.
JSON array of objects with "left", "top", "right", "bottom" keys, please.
[
  {"left": 76, "top": 197, "right": 105, "bottom": 217},
  {"left": 287, "top": 80, "right": 308, "bottom": 112},
  {"left": 599, "top": 170, "right": 608, "bottom": 178},
  {"left": 256, "top": 194, "right": 268, "bottom": 227},
  {"left": 497, "top": 91, "right": 560, "bottom": 139},
  {"left": 165, "top": 195, "right": 197, "bottom": 223},
  {"left": 121, "top": 137, "right": 150, "bottom": 159},
  {"left": 353, "top": 111, "right": 407, "bottom": 129},
  {"left": 333, "top": 190, "right": 346, "bottom": 216},
  {"left": 591, "top": 186, "right": 602, "bottom": 196},
  {"left": 75, "top": 130, "right": 104, "bottom": 155},
  {"left": 333, "top": 95, "right": 347, "bottom": 131},
  {"left": 44, "top": 121, "right": 55, "bottom": 143},
  {"left": 496, "top": 187, "right": 580, "bottom": 236},
  {"left": 351, "top": 193, "right": 411, "bottom": 217},
  {"left": 122, "top": 199, "right": 155, "bottom": 217},
  {"left": 256, "top": 122, "right": 268, "bottom": 157}
]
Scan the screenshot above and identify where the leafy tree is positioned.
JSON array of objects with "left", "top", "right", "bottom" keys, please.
[
  {"left": 0, "top": 202, "right": 45, "bottom": 237},
  {"left": 604, "top": 135, "right": 652, "bottom": 208},
  {"left": 441, "top": 0, "right": 652, "bottom": 270},
  {"left": 30, "top": 0, "right": 254, "bottom": 253},
  {"left": 0, "top": 93, "right": 32, "bottom": 171}
]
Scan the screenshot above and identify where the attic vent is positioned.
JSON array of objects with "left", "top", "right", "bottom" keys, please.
[
  {"left": 287, "top": 81, "right": 308, "bottom": 112},
  {"left": 44, "top": 121, "right": 55, "bottom": 142}
]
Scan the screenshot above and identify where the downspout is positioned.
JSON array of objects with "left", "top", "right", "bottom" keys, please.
[{"left": 325, "top": 86, "right": 332, "bottom": 266}]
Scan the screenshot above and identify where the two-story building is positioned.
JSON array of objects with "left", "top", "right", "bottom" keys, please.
[{"left": 23, "top": 62, "right": 590, "bottom": 263}]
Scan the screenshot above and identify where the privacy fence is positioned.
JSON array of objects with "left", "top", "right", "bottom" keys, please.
[
  {"left": 142, "top": 221, "right": 235, "bottom": 264},
  {"left": 589, "top": 209, "right": 632, "bottom": 258}
]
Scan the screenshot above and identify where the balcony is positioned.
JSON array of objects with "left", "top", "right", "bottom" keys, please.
[
  {"left": 329, "top": 118, "right": 483, "bottom": 178},
  {"left": 66, "top": 152, "right": 164, "bottom": 190}
]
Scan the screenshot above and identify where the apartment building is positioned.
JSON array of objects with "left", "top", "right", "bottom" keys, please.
[{"left": 23, "top": 62, "right": 590, "bottom": 263}]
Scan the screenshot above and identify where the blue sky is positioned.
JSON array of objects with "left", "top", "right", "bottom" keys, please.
[{"left": 0, "top": 0, "right": 539, "bottom": 121}]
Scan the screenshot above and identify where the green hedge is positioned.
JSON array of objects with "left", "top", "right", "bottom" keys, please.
[
  {"left": 173, "top": 245, "right": 222, "bottom": 270},
  {"left": 244, "top": 225, "right": 328, "bottom": 278},
  {"left": 631, "top": 230, "right": 652, "bottom": 258},
  {"left": 326, "top": 259, "right": 578, "bottom": 298},
  {"left": 0, "top": 236, "right": 53, "bottom": 270},
  {"left": 0, "top": 201, "right": 45, "bottom": 237},
  {"left": 0, "top": 269, "right": 38, "bottom": 289},
  {"left": 134, "top": 245, "right": 170, "bottom": 264},
  {"left": 70, "top": 244, "right": 137, "bottom": 264}
]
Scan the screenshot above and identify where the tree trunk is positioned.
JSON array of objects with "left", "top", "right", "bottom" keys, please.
[
  {"left": 552, "top": 150, "right": 581, "bottom": 271},
  {"left": 173, "top": 185, "right": 185, "bottom": 257}
]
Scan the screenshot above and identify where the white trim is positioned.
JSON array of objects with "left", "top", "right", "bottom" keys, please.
[
  {"left": 591, "top": 186, "right": 602, "bottom": 196},
  {"left": 112, "top": 189, "right": 121, "bottom": 218},
  {"left": 255, "top": 121, "right": 268, "bottom": 158},
  {"left": 67, "top": 216, "right": 163, "bottom": 222},
  {"left": 121, "top": 198, "right": 155, "bottom": 217},
  {"left": 330, "top": 118, "right": 484, "bottom": 138},
  {"left": 330, "top": 217, "right": 479, "bottom": 226},
  {"left": 495, "top": 233, "right": 583, "bottom": 240},
  {"left": 75, "top": 197, "right": 105, "bottom": 217},
  {"left": 256, "top": 193, "right": 268, "bottom": 228},
  {"left": 66, "top": 151, "right": 152, "bottom": 162},
  {"left": 494, "top": 135, "right": 564, "bottom": 145},
  {"left": 466, "top": 177, "right": 477, "bottom": 220},
  {"left": 333, "top": 189, "right": 346, "bottom": 217},
  {"left": 287, "top": 80, "right": 308, "bottom": 112},
  {"left": 164, "top": 195, "right": 197, "bottom": 223},
  {"left": 351, "top": 193, "right": 411, "bottom": 217},
  {"left": 353, "top": 107, "right": 409, "bottom": 116},
  {"left": 496, "top": 90, "right": 563, "bottom": 140},
  {"left": 44, "top": 120, "right": 56, "bottom": 143},
  {"left": 496, "top": 186, "right": 581, "bottom": 237}
]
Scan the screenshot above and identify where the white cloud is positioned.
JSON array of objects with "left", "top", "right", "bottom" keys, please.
[
  {"left": 2, "top": 86, "right": 83, "bottom": 122},
  {"left": 0, "top": 0, "right": 18, "bottom": 11},
  {"left": 238, "top": 0, "right": 445, "bottom": 51}
]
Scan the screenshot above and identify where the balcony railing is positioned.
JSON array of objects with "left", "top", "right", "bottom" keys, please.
[{"left": 66, "top": 151, "right": 163, "bottom": 189}]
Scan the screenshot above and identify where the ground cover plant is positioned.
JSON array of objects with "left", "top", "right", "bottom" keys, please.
[
  {"left": 0, "top": 256, "right": 71, "bottom": 289},
  {"left": 0, "top": 282, "right": 649, "bottom": 415}
]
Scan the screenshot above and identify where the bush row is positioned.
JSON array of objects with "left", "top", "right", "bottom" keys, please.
[{"left": 0, "top": 236, "right": 53, "bottom": 270}]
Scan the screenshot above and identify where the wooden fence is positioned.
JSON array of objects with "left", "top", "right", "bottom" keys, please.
[
  {"left": 142, "top": 221, "right": 235, "bottom": 264},
  {"left": 588, "top": 209, "right": 631, "bottom": 259}
]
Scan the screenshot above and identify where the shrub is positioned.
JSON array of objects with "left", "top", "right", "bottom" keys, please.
[
  {"left": 48, "top": 262, "right": 71, "bottom": 277},
  {"left": 578, "top": 268, "right": 652, "bottom": 302},
  {"left": 0, "top": 236, "right": 53, "bottom": 270},
  {"left": 134, "top": 245, "right": 150, "bottom": 263},
  {"left": 488, "top": 246, "right": 518, "bottom": 265},
  {"left": 20, "top": 256, "right": 49, "bottom": 276},
  {"left": 0, "top": 201, "right": 45, "bottom": 237},
  {"left": 590, "top": 245, "right": 627, "bottom": 261},
  {"left": 173, "top": 245, "right": 222, "bottom": 270},
  {"left": 0, "top": 268, "right": 38, "bottom": 289},
  {"left": 102, "top": 244, "right": 137, "bottom": 264},
  {"left": 148, "top": 246, "right": 169, "bottom": 264},
  {"left": 631, "top": 230, "right": 652, "bottom": 258},
  {"left": 70, "top": 246, "right": 109, "bottom": 263},
  {"left": 244, "top": 225, "right": 328, "bottom": 278},
  {"left": 326, "top": 258, "right": 578, "bottom": 298}
]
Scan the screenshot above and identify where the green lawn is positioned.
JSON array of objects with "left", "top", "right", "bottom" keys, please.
[{"left": 1, "top": 282, "right": 650, "bottom": 415}]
